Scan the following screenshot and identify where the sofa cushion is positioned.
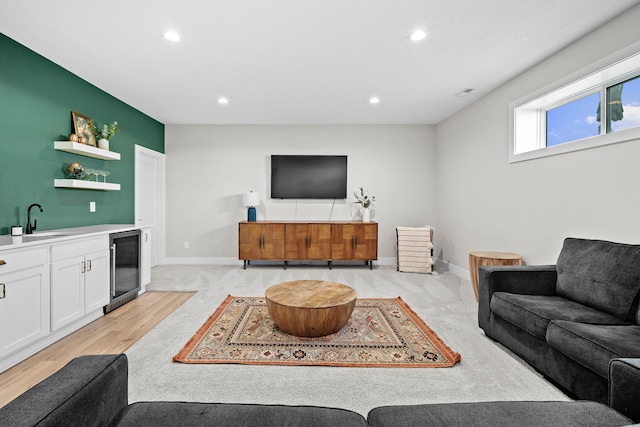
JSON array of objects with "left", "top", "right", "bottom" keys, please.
[
  {"left": 367, "top": 401, "right": 632, "bottom": 427},
  {"left": 556, "top": 238, "right": 640, "bottom": 321},
  {"left": 547, "top": 321, "right": 640, "bottom": 379},
  {"left": 112, "top": 402, "right": 368, "bottom": 427},
  {"left": 610, "top": 358, "right": 640, "bottom": 423},
  {"left": 490, "top": 293, "right": 624, "bottom": 340},
  {"left": 0, "top": 354, "right": 128, "bottom": 427}
]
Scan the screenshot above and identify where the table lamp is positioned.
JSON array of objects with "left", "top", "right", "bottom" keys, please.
[{"left": 243, "top": 191, "right": 260, "bottom": 222}]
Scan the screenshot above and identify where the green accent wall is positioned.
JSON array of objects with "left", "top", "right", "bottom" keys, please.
[{"left": 0, "top": 34, "right": 164, "bottom": 235}]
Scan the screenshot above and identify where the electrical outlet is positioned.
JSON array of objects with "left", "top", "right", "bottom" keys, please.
[
  {"left": 184, "top": 242, "right": 189, "bottom": 249},
  {"left": 89, "top": 202, "right": 96, "bottom": 212}
]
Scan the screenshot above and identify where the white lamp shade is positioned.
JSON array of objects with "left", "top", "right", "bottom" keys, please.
[{"left": 243, "top": 192, "right": 260, "bottom": 207}]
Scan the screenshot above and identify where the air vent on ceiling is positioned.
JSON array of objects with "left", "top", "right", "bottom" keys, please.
[{"left": 455, "top": 88, "right": 474, "bottom": 97}]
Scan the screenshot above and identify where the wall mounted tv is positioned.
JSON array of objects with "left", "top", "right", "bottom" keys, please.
[{"left": 271, "top": 155, "right": 348, "bottom": 199}]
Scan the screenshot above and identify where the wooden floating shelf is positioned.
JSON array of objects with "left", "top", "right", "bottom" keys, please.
[
  {"left": 54, "top": 179, "right": 120, "bottom": 191},
  {"left": 54, "top": 141, "right": 121, "bottom": 160}
]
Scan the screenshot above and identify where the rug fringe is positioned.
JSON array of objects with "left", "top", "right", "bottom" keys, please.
[
  {"left": 173, "top": 295, "right": 235, "bottom": 363},
  {"left": 394, "top": 296, "right": 462, "bottom": 364}
]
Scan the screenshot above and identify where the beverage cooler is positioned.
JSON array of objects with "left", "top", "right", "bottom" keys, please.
[{"left": 104, "top": 229, "right": 141, "bottom": 313}]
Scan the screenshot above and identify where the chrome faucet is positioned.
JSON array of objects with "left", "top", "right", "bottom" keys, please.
[{"left": 26, "top": 203, "right": 43, "bottom": 234}]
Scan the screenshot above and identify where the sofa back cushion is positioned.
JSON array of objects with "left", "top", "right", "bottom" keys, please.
[
  {"left": 0, "top": 354, "right": 128, "bottom": 426},
  {"left": 556, "top": 238, "right": 640, "bottom": 322}
]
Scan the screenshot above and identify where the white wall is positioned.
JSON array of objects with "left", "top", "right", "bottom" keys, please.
[
  {"left": 165, "top": 125, "right": 435, "bottom": 264},
  {"left": 435, "top": 6, "right": 640, "bottom": 271}
]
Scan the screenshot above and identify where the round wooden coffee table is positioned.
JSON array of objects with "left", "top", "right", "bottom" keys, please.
[{"left": 265, "top": 280, "right": 357, "bottom": 337}]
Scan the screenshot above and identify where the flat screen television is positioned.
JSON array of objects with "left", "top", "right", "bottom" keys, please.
[{"left": 271, "top": 155, "right": 347, "bottom": 199}]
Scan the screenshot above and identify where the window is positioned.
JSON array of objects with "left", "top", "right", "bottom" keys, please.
[
  {"left": 510, "top": 45, "right": 640, "bottom": 163},
  {"left": 546, "top": 92, "right": 600, "bottom": 147},
  {"left": 608, "top": 75, "right": 640, "bottom": 133}
]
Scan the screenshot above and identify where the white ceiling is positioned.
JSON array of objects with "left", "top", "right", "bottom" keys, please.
[{"left": 1, "top": 1, "right": 638, "bottom": 125}]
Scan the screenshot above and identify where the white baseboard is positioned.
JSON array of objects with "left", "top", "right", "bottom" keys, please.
[
  {"left": 161, "top": 257, "right": 470, "bottom": 279},
  {"left": 163, "top": 257, "right": 397, "bottom": 266},
  {"left": 160, "top": 257, "right": 467, "bottom": 277},
  {"left": 377, "top": 257, "right": 395, "bottom": 266},
  {"left": 163, "top": 257, "right": 240, "bottom": 265},
  {"left": 435, "top": 258, "right": 469, "bottom": 280}
]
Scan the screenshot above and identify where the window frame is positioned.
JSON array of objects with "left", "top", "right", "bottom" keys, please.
[
  {"left": 543, "top": 88, "right": 602, "bottom": 148},
  {"left": 509, "top": 42, "right": 640, "bottom": 163}
]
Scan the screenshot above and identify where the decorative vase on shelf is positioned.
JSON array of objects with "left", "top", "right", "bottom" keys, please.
[
  {"left": 363, "top": 207, "right": 371, "bottom": 222},
  {"left": 98, "top": 138, "right": 109, "bottom": 150}
]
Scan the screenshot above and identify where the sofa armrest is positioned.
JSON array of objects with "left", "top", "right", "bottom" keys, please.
[
  {"left": 609, "top": 358, "right": 640, "bottom": 423},
  {"left": 0, "top": 354, "right": 128, "bottom": 427},
  {"left": 478, "top": 265, "right": 557, "bottom": 333}
]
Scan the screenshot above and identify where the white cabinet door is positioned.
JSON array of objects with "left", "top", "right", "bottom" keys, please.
[
  {"left": 50, "top": 255, "right": 85, "bottom": 331},
  {"left": 84, "top": 249, "right": 110, "bottom": 312},
  {"left": 0, "top": 247, "right": 50, "bottom": 357},
  {"left": 51, "top": 236, "right": 110, "bottom": 330}
]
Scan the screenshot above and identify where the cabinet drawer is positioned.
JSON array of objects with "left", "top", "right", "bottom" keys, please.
[
  {"left": 51, "top": 236, "right": 109, "bottom": 262},
  {"left": 0, "top": 247, "right": 48, "bottom": 274}
]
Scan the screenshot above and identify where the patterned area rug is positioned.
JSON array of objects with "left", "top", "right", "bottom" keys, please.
[{"left": 173, "top": 295, "right": 461, "bottom": 368}]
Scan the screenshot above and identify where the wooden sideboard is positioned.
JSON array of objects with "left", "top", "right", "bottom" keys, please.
[{"left": 239, "top": 221, "right": 378, "bottom": 269}]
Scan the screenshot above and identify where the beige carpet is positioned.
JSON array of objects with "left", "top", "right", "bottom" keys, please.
[
  {"left": 125, "top": 265, "right": 570, "bottom": 416},
  {"left": 174, "top": 295, "right": 460, "bottom": 368}
]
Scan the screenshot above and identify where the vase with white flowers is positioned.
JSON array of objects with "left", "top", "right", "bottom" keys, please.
[
  {"left": 90, "top": 120, "right": 119, "bottom": 150},
  {"left": 354, "top": 187, "right": 375, "bottom": 222}
]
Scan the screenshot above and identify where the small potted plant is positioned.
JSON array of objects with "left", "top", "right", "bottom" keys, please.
[
  {"left": 354, "top": 187, "right": 375, "bottom": 221},
  {"left": 90, "top": 120, "right": 119, "bottom": 150}
]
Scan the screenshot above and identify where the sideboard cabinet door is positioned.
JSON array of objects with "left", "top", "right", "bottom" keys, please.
[
  {"left": 331, "top": 223, "right": 378, "bottom": 261},
  {"left": 239, "top": 222, "right": 285, "bottom": 260},
  {"left": 285, "top": 223, "right": 331, "bottom": 260}
]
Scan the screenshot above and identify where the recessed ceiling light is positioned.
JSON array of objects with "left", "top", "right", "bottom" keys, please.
[
  {"left": 164, "top": 30, "right": 180, "bottom": 42},
  {"left": 369, "top": 97, "right": 380, "bottom": 104},
  {"left": 409, "top": 29, "right": 428, "bottom": 42},
  {"left": 218, "top": 97, "right": 229, "bottom": 105}
]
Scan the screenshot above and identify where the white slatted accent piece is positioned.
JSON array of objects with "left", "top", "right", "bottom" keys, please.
[{"left": 397, "top": 226, "right": 434, "bottom": 274}]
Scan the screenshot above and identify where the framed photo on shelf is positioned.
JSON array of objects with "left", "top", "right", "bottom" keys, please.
[{"left": 71, "top": 111, "right": 96, "bottom": 147}]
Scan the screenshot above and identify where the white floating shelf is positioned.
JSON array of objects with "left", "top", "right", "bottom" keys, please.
[
  {"left": 54, "top": 141, "right": 121, "bottom": 160},
  {"left": 54, "top": 179, "right": 120, "bottom": 191}
]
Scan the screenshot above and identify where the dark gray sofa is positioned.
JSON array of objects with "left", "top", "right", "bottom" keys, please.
[
  {"left": 0, "top": 354, "right": 367, "bottom": 427},
  {"left": 478, "top": 237, "right": 640, "bottom": 409},
  {"left": 1, "top": 353, "right": 638, "bottom": 426}
]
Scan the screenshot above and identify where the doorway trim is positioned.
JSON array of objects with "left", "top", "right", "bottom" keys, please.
[{"left": 135, "top": 144, "right": 166, "bottom": 265}]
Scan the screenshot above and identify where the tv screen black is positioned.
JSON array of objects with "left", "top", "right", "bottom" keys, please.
[{"left": 271, "top": 155, "right": 347, "bottom": 199}]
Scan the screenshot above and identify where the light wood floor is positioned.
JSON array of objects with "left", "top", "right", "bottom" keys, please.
[{"left": 0, "top": 291, "right": 194, "bottom": 408}]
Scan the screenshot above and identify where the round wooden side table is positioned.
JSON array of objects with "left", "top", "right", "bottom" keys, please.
[
  {"left": 468, "top": 251, "right": 523, "bottom": 302},
  {"left": 265, "top": 280, "right": 357, "bottom": 337}
]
